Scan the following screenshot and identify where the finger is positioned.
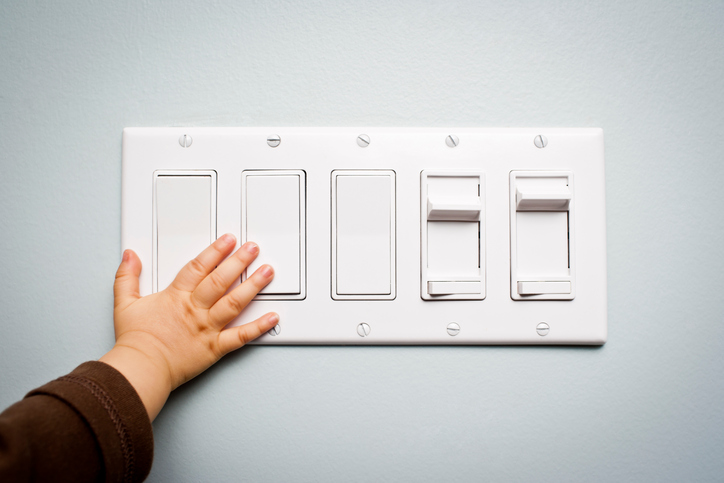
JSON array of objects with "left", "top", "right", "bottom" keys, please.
[
  {"left": 192, "top": 242, "right": 260, "bottom": 309},
  {"left": 114, "top": 250, "right": 142, "bottom": 311},
  {"left": 171, "top": 234, "right": 236, "bottom": 292},
  {"left": 208, "top": 264, "right": 274, "bottom": 326},
  {"left": 217, "top": 312, "right": 280, "bottom": 355}
]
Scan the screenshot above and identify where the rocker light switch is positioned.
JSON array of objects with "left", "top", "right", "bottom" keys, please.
[
  {"left": 421, "top": 170, "right": 485, "bottom": 300},
  {"left": 332, "top": 170, "right": 396, "bottom": 300},
  {"left": 153, "top": 171, "right": 217, "bottom": 292},
  {"left": 241, "top": 170, "right": 306, "bottom": 300},
  {"left": 510, "top": 171, "right": 575, "bottom": 300}
]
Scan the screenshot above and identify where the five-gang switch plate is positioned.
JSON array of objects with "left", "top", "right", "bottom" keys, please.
[{"left": 122, "top": 128, "right": 607, "bottom": 345}]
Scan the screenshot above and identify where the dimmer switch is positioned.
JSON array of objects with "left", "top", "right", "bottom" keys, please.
[
  {"left": 510, "top": 171, "right": 575, "bottom": 300},
  {"left": 421, "top": 170, "right": 485, "bottom": 300}
]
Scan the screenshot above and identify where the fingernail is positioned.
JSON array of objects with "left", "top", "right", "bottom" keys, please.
[
  {"left": 122, "top": 250, "right": 130, "bottom": 262},
  {"left": 262, "top": 265, "right": 274, "bottom": 278},
  {"left": 220, "top": 233, "right": 236, "bottom": 245},
  {"left": 244, "top": 242, "right": 259, "bottom": 254},
  {"left": 268, "top": 313, "right": 279, "bottom": 325}
]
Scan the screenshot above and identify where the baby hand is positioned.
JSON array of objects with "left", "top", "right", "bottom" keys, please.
[{"left": 100, "top": 234, "right": 277, "bottom": 420}]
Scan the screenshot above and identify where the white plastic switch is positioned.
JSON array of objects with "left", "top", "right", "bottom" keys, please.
[
  {"left": 421, "top": 170, "right": 485, "bottom": 300},
  {"left": 242, "top": 170, "right": 306, "bottom": 300},
  {"left": 510, "top": 171, "right": 575, "bottom": 300},
  {"left": 515, "top": 181, "right": 571, "bottom": 211},
  {"left": 427, "top": 198, "right": 481, "bottom": 220},
  {"left": 153, "top": 171, "right": 217, "bottom": 292},
  {"left": 332, "top": 170, "right": 396, "bottom": 300}
]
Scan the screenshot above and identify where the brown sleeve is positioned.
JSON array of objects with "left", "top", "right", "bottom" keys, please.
[{"left": 0, "top": 361, "right": 154, "bottom": 483}]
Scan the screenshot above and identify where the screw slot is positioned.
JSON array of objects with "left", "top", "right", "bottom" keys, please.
[
  {"left": 536, "top": 322, "right": 550, "bottom": 336},
  {"left": 534, "top": 135, "right": 548, "bottom": 148},
  {"left": 267, "top": 134, "right": 281, "bottom": 148},
  {"left": 447, "top": 323, "right": 460, "bottom": 336},
  {"left": 357, "top": 323, "right": 371, "bottom": 337},
  {"left": 356, "top": 134, "right": 370, "bottom": 148},
  {"left": 445, "top": 135, "right": 459, "bottom": 148},
  {"left": 178, "top": 134, "right": 193, "bottom": 148},
  {"left": 268, "top": 324, "right": 281, "bottom": 336}
]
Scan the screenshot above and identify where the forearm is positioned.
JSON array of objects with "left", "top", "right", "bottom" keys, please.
[{"left": 0, "top": 362, "right": 154, "bottom": 482}]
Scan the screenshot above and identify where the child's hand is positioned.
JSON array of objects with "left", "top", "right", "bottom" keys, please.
[{"left": 99, "top": 234, "right": 277, "bottom": 420}]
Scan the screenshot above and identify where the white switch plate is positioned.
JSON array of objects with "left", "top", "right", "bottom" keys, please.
[{"left": 122, "top": 128, "right": 607, "bottom": 345}]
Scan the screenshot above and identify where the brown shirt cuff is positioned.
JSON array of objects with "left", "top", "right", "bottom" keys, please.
[{"left": 25, "top": 361, "right": 154, "bottom": 482}]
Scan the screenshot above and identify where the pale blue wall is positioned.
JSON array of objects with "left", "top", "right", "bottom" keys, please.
[{"left": 1, "top": 1, "right": 722, "bottom": 481}]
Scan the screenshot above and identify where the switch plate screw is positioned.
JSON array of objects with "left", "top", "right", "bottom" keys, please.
[
  {"left": 268, "top": 324, "right": 281, "bottom": 336},
  {"left": 446, "top": 135, "right": 459, "bottom": 148},
  {"left": 267, "top": 134, "right": 281, "bottom": 148},
  {"left": 357, "top": 134, "right": 370, "bottom": 148},
  {"left": 534, "top": 135, "right": 548, "bottom": 148},
  {"left": 536, "top": 322, "right": 550, "bottom": 336},
  {"left": 179, "top": 134, "right": 193, "bottom": 148},
  {"left": 446, "top": 323, "right": 460, "bottom": 336},
  {"left": 357, "top": 323, "right": 371, "bottom": 337}
]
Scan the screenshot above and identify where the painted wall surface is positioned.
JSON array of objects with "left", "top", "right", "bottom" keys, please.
[{"left": 1, "top": 1, "right": 722, "bottom": 481}]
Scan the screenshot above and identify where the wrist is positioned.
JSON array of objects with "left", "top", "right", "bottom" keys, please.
[{"left": 99, "top": 342, "right": 173, "bottom": 421}]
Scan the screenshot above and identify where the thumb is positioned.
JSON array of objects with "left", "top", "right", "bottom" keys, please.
[{"left": 114, "top": 249, "right": 142, "bottom": 310}]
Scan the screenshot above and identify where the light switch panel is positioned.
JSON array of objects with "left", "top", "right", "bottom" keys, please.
[{"left": 123, "top": 128, "right": 607, "bottom": 345}]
